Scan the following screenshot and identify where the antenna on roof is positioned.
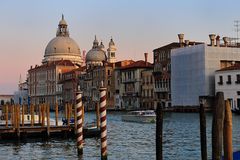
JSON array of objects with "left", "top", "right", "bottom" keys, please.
[{"left": 234, "top": 20, "right": 240, "bottom": 44}]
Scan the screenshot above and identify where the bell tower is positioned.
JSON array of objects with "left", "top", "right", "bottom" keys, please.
[{"left": 107, "top": 37, "right": 116, "bottom": 63}]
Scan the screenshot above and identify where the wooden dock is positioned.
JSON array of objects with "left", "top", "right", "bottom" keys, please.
[{"left": 0, "top": 103, "right": 100, "bottom": 141}]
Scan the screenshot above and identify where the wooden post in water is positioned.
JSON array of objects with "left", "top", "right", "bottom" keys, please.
[
  {"left": 5, "top": 105, "right": 8, "bottom": 128},
  {"left": 67, "top": 103, "right": 71, "bottom": 127},
  {"left": 38, "top": 104, "right": 41, "bottom": 124},
  {"left": 95, "top": 102, "right": 100, "bottom": 129},
  {"left": 41, "top": 104, "right": 45, "bottom": 127},
  {"left": 76, "top": 91, "right": 83, "bottom": 156},
  {"left": 22, "top": 105, "right": 25, "bottom": 126},
  {"left": 46, "top": 104, "right": 50, "bottom": 137},
  {"left": 16, "top": 105, "right": 20, "bottom": 138},
  {"left": 223, "top": 100, "right": 233, "bottom": 160},
  {"left": 99, "top": 83, "right": 108, "bottom": 160},
  {"left": 65, "top": 103, "right": 68, "bottom": 121},
  {"left": 156, "top": 102, "right": 163, "bottom": 160},
  {"left": 55, "top": 103, "right": 58, "bottom": 126},
  {"left": 199, "top": 98, "right": 207, "bottom": 160},
  {"left": 11, "top": 105, "right": 14, "bottom": 127},
  {"left": 212, "top": 92, "right": 225, "bottom": 160},
  {"left": 31, "top": 104, "right": 34, "bottom": 127}
]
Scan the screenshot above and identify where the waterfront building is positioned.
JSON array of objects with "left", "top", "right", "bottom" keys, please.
[
  {"left": 141, "top": 62, "right": 154, "bottom": 109},
  {"left": 120, "top": 54, "right": 153, "bottom": 110},
  {"left": 153, "top": 34, "right": 202, "bottom": 107},
  {"left": 114, "top": 60, "right": 135, "bottom": 109},
  {"left": 215, "top": 64, "right": 240, "bottom": 110},
  {"left": 13, "top": 76, "right": 28, "bottom": 105},
  {"left": 83, "top": 36, "right": 117, "bottom": 110},
  {"left": 28, "top": 60, "right": 77, "bottom": 109},
  {"left": 0, "top": 95, "right": 13, "bottom": 106},
  {"left": 59, "top": 67, "right": 86, "bottom": 105},
  {"left": 171, "top": 34, "right": 240, "bottom": 107}
]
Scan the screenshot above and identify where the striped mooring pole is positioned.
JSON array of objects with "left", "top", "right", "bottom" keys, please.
[
  {"left": 99, "top": 83, "right": 107, "bottom": 160},
  {"left": 76, "top": 91, "right": 83, "bottom": 156}
]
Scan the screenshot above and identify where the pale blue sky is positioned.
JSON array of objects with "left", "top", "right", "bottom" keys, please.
[{"left": 0, "top": 0, "right": 240, "bottom": 94}]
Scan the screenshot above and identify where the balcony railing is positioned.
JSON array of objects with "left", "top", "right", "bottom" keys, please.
[{"left": 154, "top": 87, "right": 169, "bottom": 92}]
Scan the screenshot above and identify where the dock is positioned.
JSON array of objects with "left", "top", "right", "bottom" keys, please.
[{"left": 0, "top": 103, "right": 100, "bottom": 141}]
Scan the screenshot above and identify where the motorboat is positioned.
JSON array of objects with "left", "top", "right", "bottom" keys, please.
[{"left": 121, "top": 110, "right": 156, "bottom": 123}]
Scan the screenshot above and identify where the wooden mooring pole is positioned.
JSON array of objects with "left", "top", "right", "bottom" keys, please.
[
  {"left": 38, "top": 104, "right": 41, "bottom": 124},
  {"left": 76, "top": 91, "right": 83, "bottom": 156},
  {"left": 96, "top": 102, "right": 100, "bottom": 129},
  {"left": 47, "top": 104, "right": 50, "bottom": 137},
  {"left": 22, "top": 105, "right": 25, "bottom": 126},
  {"left": 99, "top": 84, "right": 108, "bottom": 160},
  {"left": 223, "top": 100, "right": 233, "bottom": 160},
  {"left": 212, "top": 92, "right": 225, "bottom": 160},
  {"left": 5, "top": 105, "right": 8, "bottom": 128},
  {"left": 156, "top": 102, "right": 163, "bottom": 160},
  {"left": 11, "top": 105, "right": 14, "bottom": 127},
  {"left": 199, "top": 98, "right": 207, "bottom": 160},
  {"left": 55, "top": 103, "right": 58, "bottom": 126}
]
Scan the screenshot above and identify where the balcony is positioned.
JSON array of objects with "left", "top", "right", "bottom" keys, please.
[
  {"left": 226, "top": 81, "right": 232, "bottom": 85},
  {"left": 235, "top": 81, "right": 240, "bottom": 84},
  {"left": 154, "top": 87, "right": 169, "bottom": 93},
  {"left": 218, "top": 81, "right": 223, "bottom": 85},
  {"left": 122, "top": 78, "right": 137, "bottom": 83}
]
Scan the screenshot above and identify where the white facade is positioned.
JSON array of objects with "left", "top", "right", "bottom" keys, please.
[
  {"left": 171, "top": 44, "right": 240, "bottom": 107},
  {"left": 215, "top": 69, "right": 240, "bottom": 110}
]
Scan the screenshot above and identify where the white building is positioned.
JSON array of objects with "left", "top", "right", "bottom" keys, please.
[
  {"left": 215, "top": 64, "right": 240, "bottom": 110},
  {"left": 171, "top": 35, "right": 240, "bottom": 107}
]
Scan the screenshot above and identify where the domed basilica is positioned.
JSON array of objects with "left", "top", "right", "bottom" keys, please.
[{"left": 42, "top": 15, "right": 83, "bottom": 66}]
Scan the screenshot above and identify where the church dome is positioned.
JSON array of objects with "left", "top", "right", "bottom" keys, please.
[
  {"left": 86, "top": 48, "right": 106, "bottom": 62},
  {"left": 42, "top": 15, "right": 83, "bottom": 66},
  {"left": 86, "top": 36, "right": 107, "bottom": 64}
]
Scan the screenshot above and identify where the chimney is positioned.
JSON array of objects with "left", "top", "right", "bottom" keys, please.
[
  {"left": 216, "top": 35, "right": 220, "bottom": 47},
  {"left": 144, "top": 53, "right": 148, "bottom": 66},
  {"left": 209, "top": 34, "right": 216, "bottom": 46},
  {"left": 185, "top": 40, "right": 189, "bottom": 46},
  {"left": 178, "top": 33, "right": 184, "bottom": 47},
  {"left": 223, "top": 37, "right": 229, "bottom": 47}
]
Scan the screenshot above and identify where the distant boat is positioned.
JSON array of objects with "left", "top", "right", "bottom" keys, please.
[
  {"left": 122, "top": 110, "right": 156, "bottom": 123},
  {"left": 232, "top": 108, "right": 240, "bottom": 115}
]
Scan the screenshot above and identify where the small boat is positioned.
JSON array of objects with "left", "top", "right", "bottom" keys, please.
[
  {"left": 232, "top": 108, "right": 240, "bottom": 115},
  {"left": 122, "top": 110, "right": 156, "bottom": 123}
]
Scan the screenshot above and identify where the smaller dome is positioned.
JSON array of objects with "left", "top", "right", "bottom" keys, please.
[{"left": 86, "top": 48, "right": 106, "bottom": 62}]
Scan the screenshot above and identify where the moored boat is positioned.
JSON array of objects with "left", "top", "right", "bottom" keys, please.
[{"left": 121, "top": 110, "right": 156, "bottom": 123}]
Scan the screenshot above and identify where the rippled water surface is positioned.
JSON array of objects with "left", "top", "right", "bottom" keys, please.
[{"left": 0, "top": 112, "right": 240, "bottom": 160}]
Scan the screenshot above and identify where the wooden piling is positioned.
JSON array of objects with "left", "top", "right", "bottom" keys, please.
[
  {"left": 5, "top": 105, "right": 8, "bottom": 128},
  {"left": 223, "top": 100, "right": 233, "bottom": 160},
  {"left": 67, "top": 103, "right": 71, "bottom": 127},
  {"left": 212, "top": 92, "right": 225, "bottom": 160},
  {"left": 199, "top": 99, "right": 207, "bottom": 160},
  {"left": 156, "top": 102, "right": 163, "bottom": 160},
  {"left": 38, "top": 104, "right": 41, "bottom": 124},
  {"left": 16, "top": 105, "right": 20, "bottom": 138},
  {"left": 55, "top": 103, "right": 58, "bottom": 126},
  {"left": 11, "top": 105, "right": 14, "bottom": 127},
  {"left": 22, "top": 105, "right": 25, "bottom": 126},
  {"left": 65, "top": 103, "right": 68, "bottom": 120},
  {"left": 96, "top": 102, "right": 100, "bottom": 129},
  {"left": 41, "top": 104, "right": 45, "bottom": 127},
  {"left": 31, "top": 104, "right": 34, "bottom": 127},
  {"left": 46, "top": 104, "right": 50, "bottom": 137},
  {"left": 74, "top": 102, "right": 77, "bottom": 132},
  {"left": 99, "top": 85, "right": 108, "bottom": 160}
]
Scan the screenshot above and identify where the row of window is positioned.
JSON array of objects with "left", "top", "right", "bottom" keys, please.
[{"left": 218, "top": 74, "right": 240, "bottom": 85}]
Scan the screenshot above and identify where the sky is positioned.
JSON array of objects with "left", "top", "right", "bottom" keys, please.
[{"left": 0, "top": 0, "right": 240, "bottom": 94}]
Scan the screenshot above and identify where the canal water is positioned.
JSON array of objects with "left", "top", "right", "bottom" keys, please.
[{"left": 0, "top": 112, "right": 240, "bottom": 160}]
